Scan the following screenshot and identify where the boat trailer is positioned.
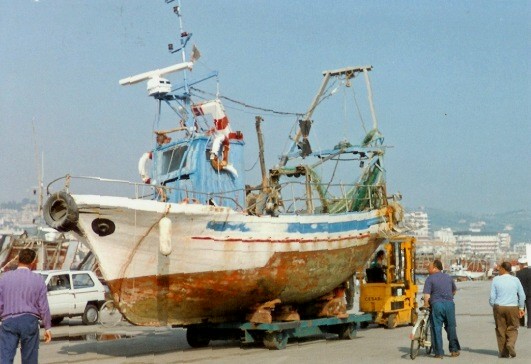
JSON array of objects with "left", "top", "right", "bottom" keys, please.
[{"left": 183, "top": 313, "right": 372, "bottom": 350}]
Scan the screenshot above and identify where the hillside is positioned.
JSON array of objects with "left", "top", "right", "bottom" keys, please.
[{"left": 419, "top": 207, "right": 530, "bottom": 244}]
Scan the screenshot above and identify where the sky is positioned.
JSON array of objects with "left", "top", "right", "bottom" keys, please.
[{"left": 0, "top": 0, "right": 529, "bottom": 215}]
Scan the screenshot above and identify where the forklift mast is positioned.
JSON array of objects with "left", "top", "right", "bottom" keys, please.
[{"left": 359, "top": 236, "right": 418, "bottom": 329}]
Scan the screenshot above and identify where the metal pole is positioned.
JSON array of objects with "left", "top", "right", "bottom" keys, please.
[
  {"left": 255, "top": 116, "right": 269, "bottom": 192},
  {"left": 362, "top": 68, "right": 379, "bottom": 130},
  {"left": 279, "top": 72, "right": 332, "bottom": 167}
]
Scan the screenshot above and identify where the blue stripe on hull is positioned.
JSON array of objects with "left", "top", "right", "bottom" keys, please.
[
  {"left": 206, "top": 216, "right": 385, "bottom": 234},
  {"left": 286, "top": 216, "right": 384, "bottom": 234}
]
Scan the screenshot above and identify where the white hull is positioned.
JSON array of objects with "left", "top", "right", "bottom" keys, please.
[{"left": 70, "top": 194, "right": 392, "bottom": 325}]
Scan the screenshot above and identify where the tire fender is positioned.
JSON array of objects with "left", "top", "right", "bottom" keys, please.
[{"left": 43, "top": 191, "right": 79, "bottom": 232}]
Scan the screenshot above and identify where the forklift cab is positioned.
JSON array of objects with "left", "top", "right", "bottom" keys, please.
[{"left": 359, "top": 236, "right": 418, "bottom": 329}]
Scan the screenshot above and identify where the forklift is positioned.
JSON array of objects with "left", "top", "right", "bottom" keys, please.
[{"left": 358, "top": 236, "right": 418, "bottom": 329}]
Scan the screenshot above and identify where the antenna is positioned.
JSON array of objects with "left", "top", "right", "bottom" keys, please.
[
  {"left": 119, "top": 62, "right": 194, "bottom": 97},
  {"left": 32, "top": 117, "right": 43, "bottom": 217}
]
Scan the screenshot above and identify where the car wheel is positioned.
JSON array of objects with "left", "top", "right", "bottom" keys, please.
[{"left": 82, "top": 304, "right": 99, "bottom": 325}]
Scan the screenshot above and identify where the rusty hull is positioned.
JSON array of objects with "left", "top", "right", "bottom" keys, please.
[{"left": 108, "top": 239, "right": 383, "bottom": 326}]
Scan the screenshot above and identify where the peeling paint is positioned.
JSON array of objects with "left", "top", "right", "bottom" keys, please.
[{"left": 109, "top": 239, "right": 383, "bottom": 326}]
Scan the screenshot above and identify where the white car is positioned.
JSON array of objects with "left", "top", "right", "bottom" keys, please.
[{"left": 38, "top": 270, "right": 107, "bottom": 325}]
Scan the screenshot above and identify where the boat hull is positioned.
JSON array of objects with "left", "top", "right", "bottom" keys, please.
[{"left": 67, "top": 194, "right": 392, "bottom": 326}]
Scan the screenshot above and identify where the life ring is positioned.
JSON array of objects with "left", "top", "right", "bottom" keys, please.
[
  {"left": 43, "top": 191, "right": 79, "bottom": 232},
  {"left": 210, "top": 141, "right": 230, "bottom": 171},
  {"left": 138, "top": 152, "right": 152, "bottom": 184}
]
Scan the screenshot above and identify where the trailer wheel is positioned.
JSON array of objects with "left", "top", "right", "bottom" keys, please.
[
  {"left": 338, "top": 323, "right": 356, "bottom": 340},
  {"left": 386, "top": 313, "right": 397, "bottom": 329},
  {"left": 263, "top": 331, "right": 288, "bottom": 350},
  {"left": 51, "top": 317, "right": 64, "bottom": 326},
  {"left": 186, "top": 326, "right": 210, "bottom": 348}
]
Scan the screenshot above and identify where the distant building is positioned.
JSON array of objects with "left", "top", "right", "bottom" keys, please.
[
  {"left": 513, "top": 242, "right": 530, "bottom": 256},
  {"left": 405, "top": 210, "right": 430, "bottom": 238},
  {"left": 433, "top": 228, "right": 457, "bottom": 254},
  {"left": 454, "top": 231, "right": 509, "bottom": 256},
  {"left": 498, "top": 233, "right": 511, "bottom": 251}
]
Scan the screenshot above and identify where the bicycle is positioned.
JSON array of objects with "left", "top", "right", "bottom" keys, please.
[
  {"left": 99, "top": 300, "right": 124, "bottom": 327},
  {"left": 409, "top": 306, "right": 432, "bottom": 359}
]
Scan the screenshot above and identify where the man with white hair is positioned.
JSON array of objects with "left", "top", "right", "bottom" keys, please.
[{"left": 516, "top": 257, "right": 531, "bottom": 328}]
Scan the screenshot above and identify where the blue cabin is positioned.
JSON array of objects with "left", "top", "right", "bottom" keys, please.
[{"left": 150, "top": 133, "right": 246, "bottom": 210}]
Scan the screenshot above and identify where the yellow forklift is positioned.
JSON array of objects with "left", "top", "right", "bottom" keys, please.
[{"left": 358, "top": 236, "right": 418, "bottom": 329}]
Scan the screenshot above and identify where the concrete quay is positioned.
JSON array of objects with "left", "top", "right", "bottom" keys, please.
[{"left": 25, "top": 280, "right": 530, "bottom": 363}]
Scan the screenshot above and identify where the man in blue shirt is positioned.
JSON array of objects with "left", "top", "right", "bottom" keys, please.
[
  {"left": 489, "top": 261, "right": 526, "bottom": 358},
  {"left": 423, "top": 259, "right": 461, "bottom": 358},
  {"left": 0, "top": 249, "right": 52, "bottom": 364}
]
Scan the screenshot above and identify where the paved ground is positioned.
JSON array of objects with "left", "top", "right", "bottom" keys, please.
[{"left": 15, "top": 280, "right": 530, "bottom": 363}]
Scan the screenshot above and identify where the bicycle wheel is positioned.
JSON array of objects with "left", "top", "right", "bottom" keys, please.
[
  {"left": 424, "top": 321, "right": 433, "bottom": 355},
  {"left": 410, "top": 322, "right": 423, "bottom": 359},
  {"left": 99, "top": 300, "right": 123, "bottom": 327}
]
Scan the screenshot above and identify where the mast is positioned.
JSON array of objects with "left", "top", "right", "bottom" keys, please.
[
  {"left": 278, "top": 66, "right": 375, "bottom": 167},
  {"left": 255, "top": 116, "right": 269, "bottom": 192},
  {"left": 362, "top": 67, "right": 379, "bottom": 130},
  {"left": 32, "top": 118, "right": 43, "bottom": 216},
  {"left": 169, "top": 0, "right": 194, "bottom": 130}
]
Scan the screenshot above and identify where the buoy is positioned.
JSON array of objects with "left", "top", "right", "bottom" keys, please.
[{"left": 159, "top": 216, "right": 172, "bottom": 256}]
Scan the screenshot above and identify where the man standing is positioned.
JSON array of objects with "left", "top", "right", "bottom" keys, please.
[
  {"left": 516, "top": 258, "right": 531, "bottom": 328},
  {"left": 489, "top": 261, "right": 526, "bottom": 358},
  {"left": 0, "top": 249, "right": 52, "bottom": 364},
  {"left": 423, "top": 259, "right": 461, "bottom": 358}
]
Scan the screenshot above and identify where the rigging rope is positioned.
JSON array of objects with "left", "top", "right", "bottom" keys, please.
[{"left": 190, "top": 87, "right": 304, "bottom": 117}]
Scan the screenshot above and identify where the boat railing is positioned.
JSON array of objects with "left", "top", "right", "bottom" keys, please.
[
  {"left": 46, "top": 174, "right": 246, "bottom": 209},
  {"left": 46, "top": 175, "right": 386, "bottom": 214},
  {"left": 246, "top": 180, "right": 387, "bottom": 214}
]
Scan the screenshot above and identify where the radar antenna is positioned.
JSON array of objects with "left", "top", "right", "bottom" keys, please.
[{"left": 119, "top": 61, "right": 194, "bottom": 98}]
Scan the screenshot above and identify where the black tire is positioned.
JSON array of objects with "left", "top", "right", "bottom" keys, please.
[
  {"left": 82, "top": 304, "right": 99, "bottom": 325},
  {"left": 410, "top": 337, "right": 421, "bottom": 360},
  {"left": 43, "top": 191, "right": 79, "bottom": 232},
  {"left": 360, "top": 321, "right": 370, "bottom": 329},
  {"left": 410, "top": 309, "right": 418, "bottom": 326},
  {"left": 99, "top": 300, "right": 122, "bottom": 327},
  {"left": 338, "top": 323, "right": 356, "bottom": 340},
  {"left": 424, "top": 322, "right": 433, "bottom": 355},
  {"left": 51, "top": 317, "right": 64, "bottom": 326},
  {"left": 386, "top": 313, "right": 397, "bottom": 329},
  {"left": 186, "top": 326, "right": 210, "bottom": 348},
  {"left": 263, "top": 331, "right": 288, "bottom": 350},
  {"left": 410, "top": 321, "right": 423, "bottom": 359}
]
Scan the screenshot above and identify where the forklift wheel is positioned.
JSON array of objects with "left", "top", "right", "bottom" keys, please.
[{"left": 386, "top": 313, "right": 397, "bottom": 329}]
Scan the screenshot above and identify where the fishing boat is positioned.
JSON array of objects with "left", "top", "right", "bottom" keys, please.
[
  {"left": 450, "top": 257, "right": 488, "bottom": 281},
  {"left": 43, "top": 2, "right": 404, "bottom": 326}
]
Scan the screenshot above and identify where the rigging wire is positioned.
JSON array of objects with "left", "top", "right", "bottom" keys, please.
[
  {"left": 342, "top": 83, "right": 349, "bottom": 141},
  {"left": 245, "top": 156, "right": 259, "bottom": 172},
  {"left": 191, "top": 87, "right": 304, "bottom": 117},
  {"left": 351, "top": 86, "right": 368, "bottom": 134}
]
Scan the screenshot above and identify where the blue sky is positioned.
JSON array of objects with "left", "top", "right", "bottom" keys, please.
[{"left": 0, "top": 0, "right": 529, "bottom": 214}]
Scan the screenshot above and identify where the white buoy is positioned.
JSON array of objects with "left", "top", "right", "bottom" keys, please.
[{"left": 159, "top": 217, "right": 172, "bottom": 256}]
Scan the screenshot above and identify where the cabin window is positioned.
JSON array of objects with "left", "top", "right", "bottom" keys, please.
[{"left": 161, "top": 145, "right": 188, "bottom": 174}]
